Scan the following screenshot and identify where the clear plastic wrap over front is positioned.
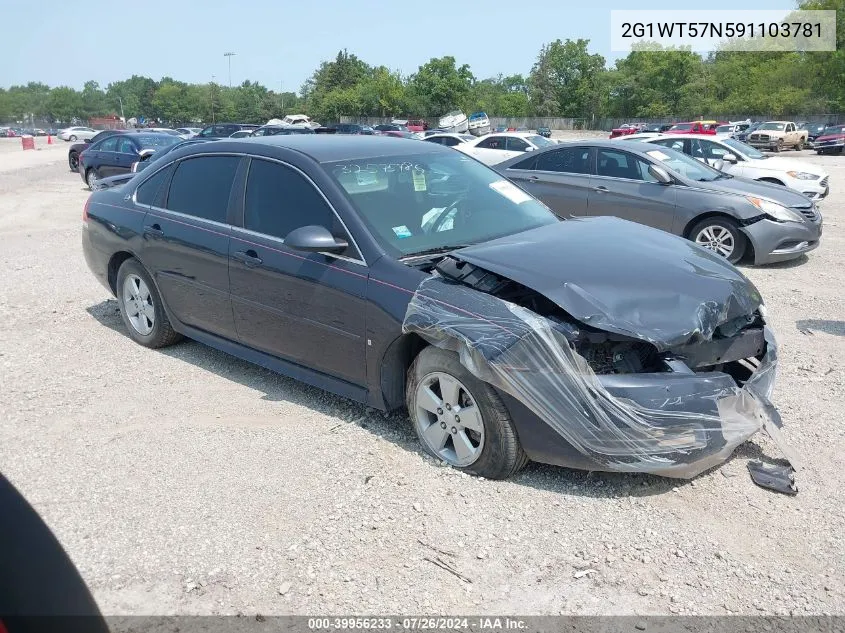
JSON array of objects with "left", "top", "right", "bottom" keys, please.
[{"left": 402, "top": 276, "right": 780, "bottom": 478}]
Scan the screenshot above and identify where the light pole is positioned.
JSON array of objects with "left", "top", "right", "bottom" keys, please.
[
  {"left": 117, "top": 96, "right": 125, "bottom": 122},
  {"left": 280, "top": 80, "right": 284, "bottom": 113},
  {"left": 211, "top": 75, "right": 216, "bottom": 123},
  {"left": 224, "top": 52, "right": 236, "bottom": 88}
]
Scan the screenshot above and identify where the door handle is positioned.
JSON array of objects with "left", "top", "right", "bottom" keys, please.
[
  {"left": 593, "top": 186, "right": 609, "bottom": 192},
  {"left": 233, "top": 249, "right": 263, "bottom": 267},
  {"left": 143, "top": 223, "right": 164, "bottom": 238},
  {"left": 527, "top": 175, "right": 539, "bottom": 181}
]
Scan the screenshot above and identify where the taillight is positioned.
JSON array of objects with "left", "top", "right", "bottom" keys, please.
[{"left": 83, "top": 196, "right": 91, "bottom": 221}]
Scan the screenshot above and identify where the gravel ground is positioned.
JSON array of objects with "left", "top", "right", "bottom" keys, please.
[{"left": 0, "top": 135, "right": 843, "bottom": 616}]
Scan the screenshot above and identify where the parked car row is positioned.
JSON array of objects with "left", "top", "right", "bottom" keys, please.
[{"left": 81, "top": 134, "right": 793, "bottom": 483}]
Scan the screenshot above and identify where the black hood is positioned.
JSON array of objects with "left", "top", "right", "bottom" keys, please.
[{"left": 451, "top": 217, "right": 763, "bottom": 350}]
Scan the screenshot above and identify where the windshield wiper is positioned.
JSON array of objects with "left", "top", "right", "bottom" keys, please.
[{"left": 400, "top": 244, "right": 474, "bottom": 260}]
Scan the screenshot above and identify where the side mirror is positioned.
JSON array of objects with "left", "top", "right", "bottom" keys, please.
[
  {"left": 721, "top": 153, "right": 738, "bottom": 164},
  {"left": 130, "top": 161, "right": 139, "bottom": 173},
  {"left": 713, "top": 159, "right": 725, "bottom": 171},
  {"left": 524, "top": 146, "right": 535, "bottom": 152},
  {"left": 284, "top": 225, "right": 348, "bottom": 254},
  {"left": 138, "top": 149, "right": 155, "bottom": 160},
  {"left": 647, "top": 164, "right": 673, "bottom": 184}
]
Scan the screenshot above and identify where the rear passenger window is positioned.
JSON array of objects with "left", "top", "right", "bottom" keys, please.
[
  {"left": 535, "top": 147, "right": 590, "bottom": 174},
  {"left": 165, "top": 156, "right": 240, "bottom": 223},
  {"left": 244, "top": 159, "right": 344, "bottom": 243},
  {"left": 135, "top": 164, "right": 173, "bottom": 207}
]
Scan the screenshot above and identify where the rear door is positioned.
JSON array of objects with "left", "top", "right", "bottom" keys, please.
[
  {"left": 91, "top": 136, "right": 119, "bottom": 176},
  {"left": 464, "top": 135, "right": 509, "bottom": 165},
  {"left": 503, "top": 146, "right": 593, "bottom": 217},
  {"left": 140, "top": 154, "right": 242, "bottom": 339},
  {"left": 228, "top": 157, "right": 368, "bottom": 386},
  {"left": 587, "top": 148, "right": 677, "bottom": 232}
]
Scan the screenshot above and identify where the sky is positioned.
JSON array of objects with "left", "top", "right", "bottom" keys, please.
[{"left": 1, "top": 0, "right": 797, "bottom": 92}]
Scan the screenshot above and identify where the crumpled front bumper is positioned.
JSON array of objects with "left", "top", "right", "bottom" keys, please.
[{"left": 403, "top": 276, "right": 784, "bottom": 479}]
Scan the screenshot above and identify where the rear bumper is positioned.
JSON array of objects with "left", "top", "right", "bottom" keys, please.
[{"left": 743, "top": 214, "right": 823, "bottom": 264}]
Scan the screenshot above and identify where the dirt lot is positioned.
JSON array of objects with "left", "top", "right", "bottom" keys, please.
[{"left": 0, "top": 135, "right": 843, "bottom": 616}]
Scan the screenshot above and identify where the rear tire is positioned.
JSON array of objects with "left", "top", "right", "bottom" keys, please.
[
  {"left": 115, "top": 258, "right": 183, "bottom": 349},
  {"left": 68, "top": 151, "right": 78, "bottom": 172},
  {"left": 69, "top": 135, "right": 77, "bottom": 141},
  {"left": 85, "top": 168, "right": 98, "bottom": 188},
  {"left": 690, "top": 217, "right": 746, "bottom": 264},
  {"left": 407, "top": 346, "right": 528, "bottom": 480}
]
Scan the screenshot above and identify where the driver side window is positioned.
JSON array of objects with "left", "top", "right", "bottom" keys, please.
[{"left": 244, "top": 159, "right": 355, "bottom": 257}]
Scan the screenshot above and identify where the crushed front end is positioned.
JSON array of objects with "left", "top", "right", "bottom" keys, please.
[{"left": 402, "top": 253, "right": 788, "bottom": 479}]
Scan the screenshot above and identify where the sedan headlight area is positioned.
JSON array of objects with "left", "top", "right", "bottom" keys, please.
[
  {"left": 786, "top": 171, "right": 820, "bottom": 180},
  {"left": 746, "top": 197, "right": 804, "bottom": 223}
]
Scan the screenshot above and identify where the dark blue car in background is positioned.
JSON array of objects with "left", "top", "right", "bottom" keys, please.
[{"left": 78, "top": 133, "right": 181, "bottom": 187}]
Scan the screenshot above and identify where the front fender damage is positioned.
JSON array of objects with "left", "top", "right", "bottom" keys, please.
[{"left": 402, "top": 275, "right": 796, "bottom": 484}]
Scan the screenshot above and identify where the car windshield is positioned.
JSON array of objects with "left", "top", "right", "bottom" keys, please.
[
  {"left": 324, "top": 152, "right": 557, "bottom": 258},
  {"left": 670, "top": 123, "right": 693, "bottom": 131},
  {"left": 644, "top": 146, "right": 725, "bottom": 182},
  {"left": 527, "top": 135, "right": 555, "bottom": 148},
  {"left": 720, "top": 137, "right": 765, "bottom": 159},
  {"left": 135, "top": 134, "right": 183, "bottom": 150},
  {"left": 758, "top": 123, "right": 786, "bottom": 131},
  {"left": 822, "top": 125, "right": 845, "bottom": 135}
]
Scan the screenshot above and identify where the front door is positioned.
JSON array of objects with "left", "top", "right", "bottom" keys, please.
[
  {"left": 588, "top": 148, "right": 677, "bottom": 232},
  {"left": 113, "top": 136, "right": 139, "bottom": 175},
  {"left": 229, "top": 157, "right": 368, "bottom": 386}
]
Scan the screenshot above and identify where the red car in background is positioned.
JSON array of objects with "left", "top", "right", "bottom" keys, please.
[
  {"left": 814, "top": 124, "right": 845, "bottom": 155},
  {"left": 665, "top": 120, "right": 722, "bottom": 135},
  {"left": 609, "top": 123, "right": 644, "bottom": 138}
]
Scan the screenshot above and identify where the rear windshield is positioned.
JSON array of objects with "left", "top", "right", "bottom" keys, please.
[{"left": 669, "top": 123, "right": 693, "bottom": 131}]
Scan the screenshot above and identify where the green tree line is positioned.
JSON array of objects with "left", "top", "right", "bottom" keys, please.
[{"left": 2, "top": 0, "right": 842, "bottom": 126}]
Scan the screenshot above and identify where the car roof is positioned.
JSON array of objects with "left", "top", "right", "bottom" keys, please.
[{"left": 178, "top": 135, "right": 447, "bottom": 163}]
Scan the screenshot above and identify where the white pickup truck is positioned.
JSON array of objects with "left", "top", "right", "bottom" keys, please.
[{"left": 746, "top": 121, "right": 808, "bottom": 152}]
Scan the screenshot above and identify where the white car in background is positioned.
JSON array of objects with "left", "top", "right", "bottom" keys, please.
[
  {"left": 644, "top": 134, "right": 830, "bottom": 201},
  {"left": 58, "top": 126, "right": 96, "bottom": 142},
  {"left": 714, "top": 124, "right": 739, "bottom": 138},
  {"left": 175, "top": 127, "right": 202, "bottom": 138},
  {"left": 454, "top": 131, "right": 557, "bottom": 165},
  {"left": 422, "top": 132, "right": 476, "bottom": 147}
]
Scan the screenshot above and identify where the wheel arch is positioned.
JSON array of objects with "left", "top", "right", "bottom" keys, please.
[
  {"left": 107, "top": 251, "right": 138, "bottom": 295},
  {"left": 757, "top": 176, "right": 786, "bottom": 186},
  {"left": 379, "top": 332, "right": 429, "bottom": 411},
  {"left": 684, "top": 212, "right": 756, "bottom": 264}
]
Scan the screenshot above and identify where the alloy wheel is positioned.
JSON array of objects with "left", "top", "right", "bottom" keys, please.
[
  {"left": 122, "top": 274, "right": 155, "bottom": 336},
  {"left": 695, "top": 225, "right": 735, "bottom": 259},
  {"left": 413, "top": 372, "right": 485, "bottom": 467}
]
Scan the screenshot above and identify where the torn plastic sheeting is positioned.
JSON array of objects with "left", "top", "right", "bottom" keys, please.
[{"left": 403, "top": 276, "right": 780, "bottom": 478}]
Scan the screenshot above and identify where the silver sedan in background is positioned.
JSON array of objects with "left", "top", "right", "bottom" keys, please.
[{"left": 496, "top": 140, "right": 822, "bottom": 265}]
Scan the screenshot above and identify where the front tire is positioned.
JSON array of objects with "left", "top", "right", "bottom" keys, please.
[
  {"left": 794, "top": 140, "right": 803, "bottom": 151},
  {"left": 407, "top": 346, "right": 527, "bottom": 480},
  {"left": 69, "top": 135, "right": 77, "bottom": 141},
  {"left": 772, "top": 140, "right": 782, "bottom": 153},
  {"left": 116, "top": 258, "right": 183, "bottom": 349},
  {"left": 690, "top": 217, "right": 746, "bottom": 264}
]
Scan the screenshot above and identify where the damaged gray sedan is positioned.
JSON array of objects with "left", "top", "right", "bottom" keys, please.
[{"left": 82, "top": 136, "right": 790, "bottom": 483}]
